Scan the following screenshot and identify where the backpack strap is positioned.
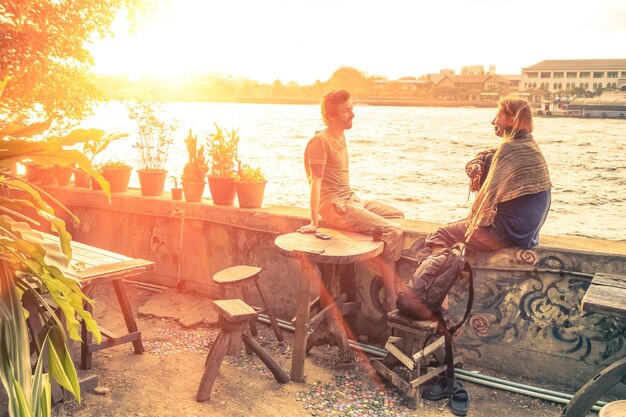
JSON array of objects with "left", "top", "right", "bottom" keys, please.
[
  {"left": 435, "top": 262, "right": 475, "bottom": 393},
  {"left": 449, "top": 263, "right": 474, "bottom": 335}
]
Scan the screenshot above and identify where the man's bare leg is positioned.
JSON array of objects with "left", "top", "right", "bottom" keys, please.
[{"left": 379, "top": 258, "right": 398, "bottom": 312}]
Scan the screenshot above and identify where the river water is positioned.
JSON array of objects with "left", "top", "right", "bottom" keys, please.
[{"left": 79, "top": 102, "right": 626, "bottom": 241}]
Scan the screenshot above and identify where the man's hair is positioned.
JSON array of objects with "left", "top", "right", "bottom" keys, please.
[
  {"left": 321, "top": 89, "right": 351, "bottom": 126},
  {"left": 498, "top": 97, "right": 534, "bottom": 135}
]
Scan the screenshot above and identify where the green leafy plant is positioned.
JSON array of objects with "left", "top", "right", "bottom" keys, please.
[
  {"left": 0, "top": 77, "right": 104, "bottom": 417},
  {"left": 128, "top": 100, "right": 179, "bottom": 171},
  {"left": 205, "top": 123, "right": 239, "bottom": 179},
  {"left": 181, "top": 129, "right": 208, "bottom": 183},
  {"left": 236, "top": 162, "right": 265, "bottom": 183}
]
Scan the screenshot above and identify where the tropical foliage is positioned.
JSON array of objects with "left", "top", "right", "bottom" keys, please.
[
  {"left": 0, "top": 0, "right": 156, "bottom": 126},
  {"left": 128, "top": 100, "right": 179, "bottom": 170},
  {"left": 206, "top": 123, "right": 239, "bottom": 179},
  {"left": 0, "top": 78, "right": 108, "bottom": 416}
]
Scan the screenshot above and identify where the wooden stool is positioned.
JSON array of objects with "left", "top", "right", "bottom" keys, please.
[
  {"left": 371, "top": 309, "right": 462, "bottom": 409},
  {"left": 213, "top": 265, "right": 284, "bottom": 343},
  {"left": 196, "top": 299, "right": 289, "bottom": 402}
]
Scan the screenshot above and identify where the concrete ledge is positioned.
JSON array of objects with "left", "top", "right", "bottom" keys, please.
[{"left": 42, "top": 185, "right": 626, "bottom": 392}]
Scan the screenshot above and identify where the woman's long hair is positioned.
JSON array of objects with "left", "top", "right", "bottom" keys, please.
[{"left": 499, "top": 97, "right": 533, "bottom": 139}]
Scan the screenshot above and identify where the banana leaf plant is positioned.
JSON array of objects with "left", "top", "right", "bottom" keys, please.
[{"left": 0, "top": 76, "right": 109, "bottom": 417}]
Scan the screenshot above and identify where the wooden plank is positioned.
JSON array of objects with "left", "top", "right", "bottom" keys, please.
[
  {"left": 591, "top": 273, "right": 626, "bottom": 289},
  {"left": 410, "top": 355, "right": 463, "bottom": 388},
  {"left": 385, "top": 340, "right": 415, "bottom": 371},
  {"left": 79, "top": 259, "right": 155, "bottom": 283},
  {"left": 371, "top": 359, "right": 412, "bottom": 395},
  {"left": 413, "top": 336, "right": 445, "bottom": 363},
  {"left": 87, "top": 331, "right": 141, "bottom": 352},
  {"left": 581, "top": 284, "right": 626, "bottom": 319},
  {"left": 113, "top": 280, "right": 144, "bottom": 355},
  {"left": 213, "top": 299, "right": 257, "bottom": 321}
]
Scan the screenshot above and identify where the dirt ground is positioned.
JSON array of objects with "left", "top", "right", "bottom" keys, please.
[{"left": 46, "top": 284, "right": 605, "bottom": 417}]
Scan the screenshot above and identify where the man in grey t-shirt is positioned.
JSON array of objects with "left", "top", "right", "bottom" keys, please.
[{"left": 298, "top": 89, "right": 404, "bottom": 311}]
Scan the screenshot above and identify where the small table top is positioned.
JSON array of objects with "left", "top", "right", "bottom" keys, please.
[
  {"left": 274, "top": 228, "right": 383, "bottom": 264},
  {"left": 581, "top": 272, "right": 626, "bottom": 320},
  {"left": 41, "top": 233, "right": 155, "bottom": 284}
]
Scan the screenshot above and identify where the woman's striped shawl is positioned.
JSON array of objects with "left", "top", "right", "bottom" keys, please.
[{"left": 465, "top": 132, "right": 551, "bottom": 242}]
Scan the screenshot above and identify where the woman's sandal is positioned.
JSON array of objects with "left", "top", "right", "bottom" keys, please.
[
  {"left": 422, "top": 375, "right": 463, "bottom": 401},
  {"left": 449, "top": 385, "right": 471, "bottom": 416}
]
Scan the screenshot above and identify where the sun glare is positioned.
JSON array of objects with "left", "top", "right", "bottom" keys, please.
[{"left": 90, "top": 0, "right": 624, "bottom": 84}]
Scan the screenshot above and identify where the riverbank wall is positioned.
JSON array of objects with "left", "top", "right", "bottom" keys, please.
[{"left": 42, "top": 185, "right": 626, "bottom": 394}]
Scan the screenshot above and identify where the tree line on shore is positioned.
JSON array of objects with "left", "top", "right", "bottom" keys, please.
[{"left": 94, "top": 66, "right": 511, "bottom": 104}]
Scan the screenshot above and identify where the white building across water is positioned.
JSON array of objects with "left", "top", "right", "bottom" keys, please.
[{"left": 521, "top": 59, "right": 626, "bottom": 93}]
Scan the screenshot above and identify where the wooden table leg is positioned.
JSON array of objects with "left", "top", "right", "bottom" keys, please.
[
  {"left": 561, "top": 357, "right": 626, "bottom": 417},
  {"left": 291, "top": 257, "right": 313, "bottom": 383},
  {"left": 81, "top": 284, "right": 95, "bottom": 370},
  {"left": 112, "top": 279, "right": 144, "bottom": 355},
  {"left": 318, "top": 263, "right": 355, "bottom": 363}
]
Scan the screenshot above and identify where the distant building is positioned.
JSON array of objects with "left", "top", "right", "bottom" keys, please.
[
  {"left": 521, "top": 59, "right": 626, "bottom": 93},
  {"left": 373, "top": 78, "right": 431, "bottom": 90},
  {"left": 500, "top": 74, "right": 521, "bottom": 90},
  {"left": 436, "top": 74, "right": 509, "bottom": 90},
  {"left": 461, "top": 65, "right": 486, "bottom": 75},
  {"left": 424, "top": 69, "right": 455, "bottom": 83}
]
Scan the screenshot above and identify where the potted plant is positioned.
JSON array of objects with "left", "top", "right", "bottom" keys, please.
[
  {"left": 23, "top": 160, "right": 42, "bottom": 182},
  {"left": 54, "top": 164, "right": 73, "bottom": 186},
  {"left": 99, "top": 161, "right": 132, "bottom": 193},
  {"left": 235, "top": 162, "right": 267, "bottom": 208},
  {"left": 128, "top": 100, "right": 178, "bottom": 196},
  {"left": 181, "top": 129, "right": 208, "bottom": 202},
  {"left": 170, "top": 176, "right": 183, "bottom": 201},
  {"left": 76, "top": 132, "right": 126, "bottom": 188},
  {"left": 206, "top": 123, "right": 238, "bottom": 205},
  {"left": 38, "top": 165, "right": 56, "bottom": 185}
]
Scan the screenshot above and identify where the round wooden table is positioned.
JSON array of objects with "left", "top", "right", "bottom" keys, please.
[{"left": 275, "top": 228, "right": 383, "bottom": 382}]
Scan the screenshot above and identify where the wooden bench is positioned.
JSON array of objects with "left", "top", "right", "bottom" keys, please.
[
  {"left": 196, "top": 299, "right": 289, "bottom": 402},
  {"left": 371, "top": 309, "right": 462, "bottom": 409}
]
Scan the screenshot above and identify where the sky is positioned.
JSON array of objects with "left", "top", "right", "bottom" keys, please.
[{"left": 90, "top": 0, "right": 626, "bottom": 84}]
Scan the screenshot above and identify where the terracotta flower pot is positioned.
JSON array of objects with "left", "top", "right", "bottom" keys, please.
[
  {"left": 171, "top": 188, "right": 183, "bottom": 201},
  {"left": 24, "top": 163, "right": 42, "bottom": 183},
  {"left": 235, "top": 181, "right": 266, "bottom": 209},
  {"left": 208, "top": 176, "right": 236, "bottom": 205},
  {"left": 39, "top": 166, "right": 56, "bottom": 185},
  {"left": 73, "top": 169, "right": 91, "bottom": 188},
  {"left": 182, "top": 181, "right": 205, "bottom": 203},
  {"left": 91, "top": 177, "right": 103, "bottom": 190},
  {"left": 54, "top": 166, "right": 73, "bottom": 186},
  {"left": 137, "top": 169, "right": 168, "bottom": 196},
  {"left": 102, "top": 166, "right": 132, "bottom": 193}
]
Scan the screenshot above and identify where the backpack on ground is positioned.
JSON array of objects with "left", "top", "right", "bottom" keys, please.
[{"left": 396, "top": 242, "right": 474, "bottom": 400}]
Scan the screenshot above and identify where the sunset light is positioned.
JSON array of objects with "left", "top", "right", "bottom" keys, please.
[
  {"left": 3, "top": 1, "right": 626, "bottom": 416},
  {"left": 91, "top": 0, "right": 626, "bottom": 83}
]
